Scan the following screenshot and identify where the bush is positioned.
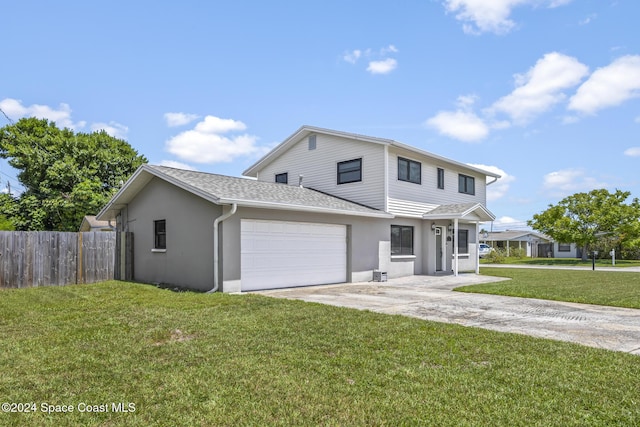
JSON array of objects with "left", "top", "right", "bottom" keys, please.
[
  {"left": 510, "top": 247, "right": 527, "bottom": 259},
  {"left": 485, "top": 248, "right": 506, "bottom": 263}
]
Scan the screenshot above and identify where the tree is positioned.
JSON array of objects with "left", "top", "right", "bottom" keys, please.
[
  {"left": 528, "top": 189, "right": 640, "bottom": 260},
  {"left": 0, "top": 117, "right": 147, "bottom": 231}
]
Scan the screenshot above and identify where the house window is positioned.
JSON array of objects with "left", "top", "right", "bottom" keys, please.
[
  {"left": 437, "top": 168, "right": 445, "bottom": 189},
  {"left": 458, "top": 174, "right": 475, "bottom": 195},
  {"left": 398, "top": 157, "right": 421, "bottom": 184},
  {"left": 391, "top": 225, "right": 414, "bottom": 256},
  {"left": 154, "top": 220, "right": 166, "bottom": 250},
  {"left": 457, "top": 229, "right": 469, "bottom": 254},
  {"left": 337, "top": 158, "right": 362, "bottom": 184},
  {"left": 275, "top": 173, "right": 288, "bottom": 184},
  {"left": 308, "top": 135, "right": 316, "bottom": 150},
  {"left": 558, "top": 243, "right": 571, "bottom": 252}
]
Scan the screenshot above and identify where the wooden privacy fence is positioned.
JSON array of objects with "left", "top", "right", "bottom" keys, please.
[{"left": 0, "top": 231, "right": 117, "bottom": 288}]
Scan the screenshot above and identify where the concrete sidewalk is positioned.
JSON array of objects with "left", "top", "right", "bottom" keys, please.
[{"left": 256, "top": 274, "right": 640, "bottom": 355}]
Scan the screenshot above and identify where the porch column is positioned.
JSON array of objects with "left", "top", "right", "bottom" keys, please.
[
  {"left": 453, "top": 218, "right": 459, "bottom": 276},
  {"left": 475, "top": 220, "right": 480, "bottom": 274}
]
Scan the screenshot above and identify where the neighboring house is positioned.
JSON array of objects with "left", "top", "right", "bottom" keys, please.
[
  {"left": 551, "top": 242, "right": 581, "bottom": 259},
  {"left": 97, "top": 126, "right": 499, "bottom": 292},
  {"left": 79, "top": 215, "right": 115, "bottom": 232},
  {"left": 482, "top": 230, "right": 579, "bottom": 258}
]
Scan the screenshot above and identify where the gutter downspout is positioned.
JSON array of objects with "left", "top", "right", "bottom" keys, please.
[
  {"left": 486, "top": 176, "right": 499, "bottom": 186},
  {"left": 207, "top": 203, "right": 238, "bottom": 293}
]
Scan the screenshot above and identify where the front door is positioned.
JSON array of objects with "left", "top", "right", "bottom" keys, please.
[{"left": 435, "top": 226, "right": 444, "bottom": 272}]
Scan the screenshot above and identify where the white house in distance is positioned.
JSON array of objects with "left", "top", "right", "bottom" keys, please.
[
  {"left": 97, "top": 126, "right": 500, "bottom": 292},
  {"left": 482, "top": 230, "right": 580, "bottom": 258}
]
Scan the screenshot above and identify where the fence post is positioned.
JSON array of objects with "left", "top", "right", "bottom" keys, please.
[{"left": 77, "top": 232, "right": 83, "bottom": 284}]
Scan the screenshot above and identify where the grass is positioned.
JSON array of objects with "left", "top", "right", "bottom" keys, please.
[
  {"left": 481, "top": 257, "right": 640, "bottom": 267},
  {"left": 458, "top": 268, "right": 640, "bottom": 309},
  {"left": 0, "top": 281, "right": 639, "bottom": 426}
]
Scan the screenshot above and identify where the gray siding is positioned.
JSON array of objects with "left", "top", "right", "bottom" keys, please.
[
  {"left": 256, "top": 134, "right": 386, "bottom": 210},
  {"left": 126, "top": 177, "right": 221, "bottom": 291},
  {"left": 388, "top": 148, "right": 487, "bottom": 217}
]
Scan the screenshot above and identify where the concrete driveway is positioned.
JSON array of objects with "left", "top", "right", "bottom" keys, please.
[{"left": 256, "top": 274, "right": 640, "bottom": 355}]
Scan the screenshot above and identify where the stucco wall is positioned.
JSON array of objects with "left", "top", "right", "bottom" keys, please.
[
  {"left": 125, "top": 177, "right": 221, "bottom": 291},
  {"left": 219, "top": 208, "right": 425, "bottom": 291},
  {"left": 121, "top": 178, "right": 480, "bottom": 292}
]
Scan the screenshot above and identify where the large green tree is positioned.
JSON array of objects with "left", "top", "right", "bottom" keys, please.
[
  {"left": 0, "top": 117, "right": 147, "bottom": 231},
  {"left": 528, "top": 189, "right": 640, "bottom": 260}
]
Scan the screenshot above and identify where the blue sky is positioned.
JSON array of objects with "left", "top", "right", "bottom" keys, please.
[{"left": 1, "top": 0, "right": 639, "bottom": 230}]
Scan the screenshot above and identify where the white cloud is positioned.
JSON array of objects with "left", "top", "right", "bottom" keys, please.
[
  {"left": 492, "top": 216, "right": 527, "bottom": 229},
  {"left": 579, "top": 13, "right": 597, "bottom": 25},
  {"left": 90, "top": 121, "right": 128, "bottom": 139},
  {"left": 456, "top": 94, "right": 479, "bottom": 109},
  {"left": 164, "top": 112, "right": 200, "bottom": 127},
  {"left": 568, "top": 55, "right": 640, "bottom": 115},
  {"left": 343, "top": 49, "right": 362, "bottom": 64},
  {"left": 367, "top": 58, "right": 398, "bottom": 75},
  {"left": 380, "top": 44, "right": 398, "bottom": 55},
  {"left": 344, "top": 45, "right": 398, "bottom": 75},
  {"left": 489, "top": 52, "right": 589, "bottom": 124},
  {"left": 467, "top": 164, "right": 514, "bottom": 201},
  {"left": 158, "top": 160, "right": 198, "bottom": 170},
  {"left": 623, "top": 147, "right": 640, "bottom": 157},
  {"left": 481, "top": 167, "right": 511, "bottom": 198},
  {"left": 425, "top": 110, "right": 489, "bottom": 142},
  {"left": 635, "top": 116, "right": 640, "bottom": 123},
  {"left": 194, "top": 116, "right": 247, "bottom": 133},
  {"left": 165, "top": 115, "right": 261, "bottom": 164},
  {"left": 542, "top": 168, "right": 607, "bottom": 197},
  {"left": 0, "top": 98, "right": 86, "bottom": 130},
  {"left": 442, "top": 0, "right": 573, "bottom": 35}
]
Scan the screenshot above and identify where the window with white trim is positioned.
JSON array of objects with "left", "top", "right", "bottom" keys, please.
[
  {"left": 154, "top": 220, "right": 166, "bottom": 250},
  {"left": 391, "top": 225, "right": 414, "bottom": 256},
  {"left": 558, "top": 243, "right": 571, "bottom": 252},
  {"left": 398, "top": 157, "right": 421, "bottom": 184},
  {"left": 337, "top": 158, "right": 362, "bottom": 184},
  {"left": 275, "top": 173, "right": 288, "bottom": 184},
  {"left": 458, "top": 174, "right": 475, "bottom": 195},
  {"left": 457, "top": 229, "right": 469, "bottom": 253}
]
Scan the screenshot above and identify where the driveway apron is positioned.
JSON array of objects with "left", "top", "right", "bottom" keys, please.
[{"left": 256, "top": 274, "right": 640, "bottom": 355}]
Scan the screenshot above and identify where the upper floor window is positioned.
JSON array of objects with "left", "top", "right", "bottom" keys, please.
[
  {"left": 154, "top": 220, "right": 166, "bottom": 250},
  {"left": 437, "top": 168, "right": 445, "bottom": 189},
  {"left": 337, "top": 158, "right": 362, "bottom": 184},
  {"left": 391, "top": 225, "right": 414, "bottom": 256},
  {"left": 308, "top": 135, "right": 317, "bottom": 150},
  {"left": 275, "top": 173, "right": 288, "bottom": 184},
  {"left": 398, "top": 157, "right": 421, "bottom": 184},
  {"left": 458, "top": 174, "right": 475, "bottom": 195}
]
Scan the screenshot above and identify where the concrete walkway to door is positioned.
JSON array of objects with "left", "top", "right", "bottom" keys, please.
[{"left": 256, "top": 274, "right": 640, "bottom": 355}]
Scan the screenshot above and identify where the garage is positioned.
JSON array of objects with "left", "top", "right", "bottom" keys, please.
[{"left": 240, "top": 219, "right": 347, "bottom": 291}]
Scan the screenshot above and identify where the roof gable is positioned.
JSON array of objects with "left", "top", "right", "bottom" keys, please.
[
  {"left": 422, "top": 202, "right": 496, "bottom": 222},
  {"left": 97, "top": 165, "right": 393, "bottom": 221},
  {"left": 243, "top": 125, "right": 501, "bottom": 180}
]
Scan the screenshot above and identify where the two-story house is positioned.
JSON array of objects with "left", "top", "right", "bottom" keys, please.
[{"left": 97, "top": 126, "right": 499, "bottom": 292}]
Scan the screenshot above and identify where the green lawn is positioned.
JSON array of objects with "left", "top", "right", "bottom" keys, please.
[
  {"left": 1, "top": 281, "right": 639, "bottom": 426},
  {"left": 459, "top": 268, "right": 640, "bottom": 309},
  {"left": 481, "top": 257, "right": 640, "bottom": 267}
]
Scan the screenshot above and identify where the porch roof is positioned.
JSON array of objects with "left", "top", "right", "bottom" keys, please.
[{"left": 422, "top": 202, "right": 495, "bottom": 222}]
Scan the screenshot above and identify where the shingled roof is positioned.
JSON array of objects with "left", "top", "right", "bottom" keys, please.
[
  {"left": 97, "top": 165, "right": 392, "bottom": 220},
  {"left": 422, "top": 202, "right": 495, "bottom": 222}
]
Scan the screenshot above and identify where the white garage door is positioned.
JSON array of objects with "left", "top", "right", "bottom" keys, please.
[{"left": 241, "top": 219, "right": 347, "bottom": 291}]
